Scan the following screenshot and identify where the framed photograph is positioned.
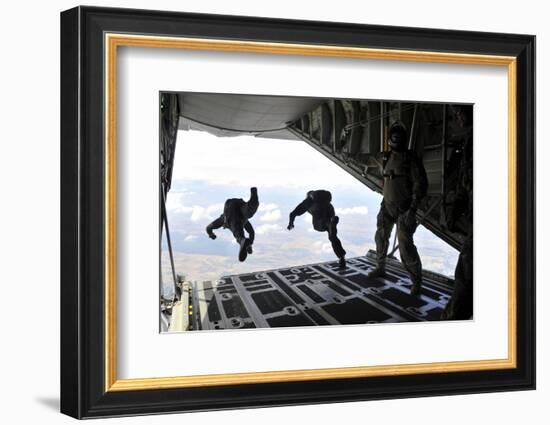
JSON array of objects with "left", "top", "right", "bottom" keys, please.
[{"left": 60, "top": 6, "right": 535, "bottom": 419}]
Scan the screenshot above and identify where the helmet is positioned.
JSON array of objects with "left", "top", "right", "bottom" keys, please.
[{"left": 388, "top": 122, "right": 407, "bottom": 151}]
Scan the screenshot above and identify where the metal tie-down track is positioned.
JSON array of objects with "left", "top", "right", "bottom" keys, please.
[{"left": 191, "top": 251, "right": 454, "bottom": 331}]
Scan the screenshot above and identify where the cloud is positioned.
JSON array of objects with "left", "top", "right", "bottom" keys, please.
[
  {"left": 184, "top": 235, "right": 198, "bottom": 242},
  {"left": 256, "top": 224, "right": 283, "bottom": 235},
  {"left": 335, "top": 206, "right": 369, "bottom": 216},
  {"left": 168, "top": 202, "right": 224, "bottom": 223},
  {"left": 258, "top": 203, "right": 278, "bottom": 212},
  {"left": 260, "top": 209, "right": 282, "bottom": 222},
  {"left": 318, "top": 241, "right": 334, "bottom": 254},
  {"left": 338, "top": 240, "right": 372, "bottom": 258},
  {"left": 165, "top": 192, "right": 185, "bottom": 211}
]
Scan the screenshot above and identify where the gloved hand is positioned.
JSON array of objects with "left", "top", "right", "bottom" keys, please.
[
  {"left": 207, "top": 232, "right": 217, "bottom": 240},
  {"left": 287, "top": 221, "right": 295, "bottom": 231}
]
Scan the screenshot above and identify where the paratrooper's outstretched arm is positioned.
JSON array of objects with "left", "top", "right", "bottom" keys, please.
[
  {"left": 288, "top": 198, "right": 312, "bottom": 230},
  {"left": 206, "top": 215, "right": 224, "bottom": 240},
  {"left": 245, "top": 187, "right": 259, "bottom": 218}
]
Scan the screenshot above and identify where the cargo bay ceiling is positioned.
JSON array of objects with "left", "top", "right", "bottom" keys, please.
[{"left": 160, "top": 92, "right": 472, "bottom": 250}]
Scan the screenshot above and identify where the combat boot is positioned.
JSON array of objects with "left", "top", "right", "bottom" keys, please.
[
  {"left": 410, "top": 279, "right": 422, "bottom": 296},
  {"left": 338, "top": 256, "right": 346, "bottom": 269},
  {"left": 441, "top": 303, "right": 454, "bottom": 320},
  {"left": 367, "top": 266, "right": 386, "bottom": 279},
  {"left": 238, "top": 238, "right": 252, "bottom": 262}
]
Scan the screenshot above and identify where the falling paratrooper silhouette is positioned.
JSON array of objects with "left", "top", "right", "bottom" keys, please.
[
  {"left": 287, "top": 189, "right": 347, "bottom": 269},
  {"left": 206, "top": 187, "right": 259, "bottom": 262}
]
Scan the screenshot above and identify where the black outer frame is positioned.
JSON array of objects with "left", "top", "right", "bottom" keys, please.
[{"left": 60, "top": 6, "right": 536, "bottom": 419}]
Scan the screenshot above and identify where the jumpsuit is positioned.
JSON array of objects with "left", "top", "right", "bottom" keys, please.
[
  {"left": 289, "top": 190, "right": 346, "bottom": 259},
  {"left": 206, "top": 189, "right": 259, "bottom": 245},
  {"left": 373, "top": 151, "right": 428, "bottom": 284}
]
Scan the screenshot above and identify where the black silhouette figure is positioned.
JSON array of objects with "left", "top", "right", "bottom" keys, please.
[
  {"left": 441, "top": 105, "right": 473, "bottom": 320},
  {"left": 206, "top": 187, "right": 259, "bottom": 262},
  {"left": 288, "top": 190, "right": 347, "bottom": 268}
]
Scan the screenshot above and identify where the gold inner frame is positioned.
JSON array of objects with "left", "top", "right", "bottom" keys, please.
[{"left": 104, "top": 33, "right": 517, "bottom": 392}]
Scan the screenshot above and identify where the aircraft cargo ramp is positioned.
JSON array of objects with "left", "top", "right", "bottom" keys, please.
[{"left": 188, "top": 251, "right": 454, "bottom": 331}]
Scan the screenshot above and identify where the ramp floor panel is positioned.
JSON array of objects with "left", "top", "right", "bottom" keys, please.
[{"left": 191, "top": 253, "right": 455, "bottom": 330}]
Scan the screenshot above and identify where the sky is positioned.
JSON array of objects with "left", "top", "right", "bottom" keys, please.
[{"left": 161, "top": 130, "right": 458, "bottom": 297}]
